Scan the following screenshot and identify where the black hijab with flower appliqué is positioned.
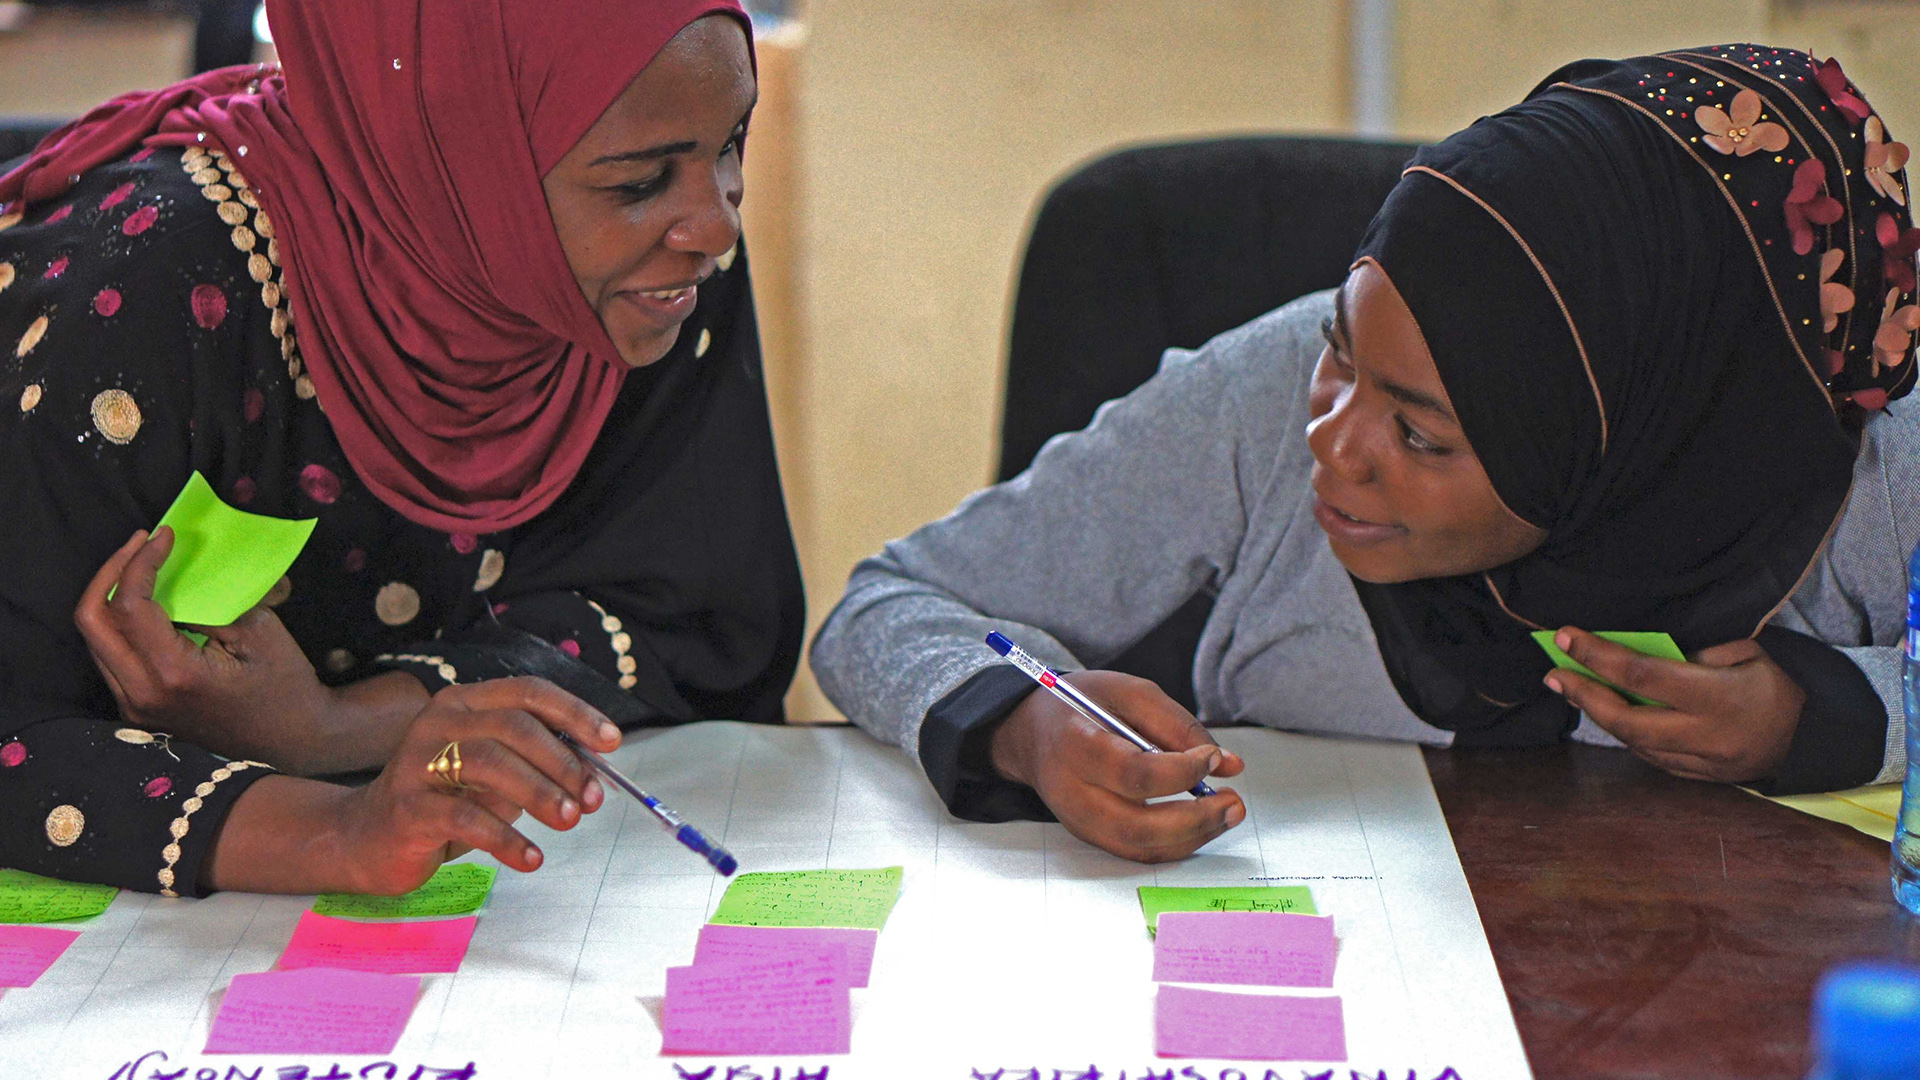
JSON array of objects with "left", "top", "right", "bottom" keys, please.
[{"left": 1349, "top": 46, "right": 1918, "bottom": 745}]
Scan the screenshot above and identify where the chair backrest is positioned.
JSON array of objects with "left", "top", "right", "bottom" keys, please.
[
  {"left": 999, "top": 135, "right": 1417, "bottom": 708},
  {"left": 0, "top": 119, "right": 65, "bottom": 174}
]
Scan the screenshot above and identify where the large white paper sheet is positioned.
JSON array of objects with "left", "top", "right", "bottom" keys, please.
[{"left": 0, "top": 722, "right": 1531, "bottom": 1080}]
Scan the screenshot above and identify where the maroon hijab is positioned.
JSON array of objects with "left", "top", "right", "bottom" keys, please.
[{"left": 0, "top": 0, "right": 750, "bottom": 533}]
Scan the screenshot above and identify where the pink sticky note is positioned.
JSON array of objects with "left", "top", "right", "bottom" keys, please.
[
  {"left": 663, "top": 953, "right": 852, "bottom": 1056},
  {"left": 1152, "top": 911, "right": 1337, "bottom": 987},
  {"left": 278, "top": 911, "right": 476, "bottom": 974},
  {"left": 0, "top": 926, "right": 80, "bottom": 987},
  {"left": 206, "top": 968, "right": 421, "bottom": 1055},
  {"left": 693, "top": 924, "right": 876, "bottom": 988},
  {"left": 1156, "top": 985, "right": 1346, "bottom": 1061}
]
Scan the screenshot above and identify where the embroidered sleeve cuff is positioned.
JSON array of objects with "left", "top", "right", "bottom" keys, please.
[
  {"left": 164, "top": 758, "right": 274, "bottom": 899},
  {"left": 918, "top": 664, "right": 1056, "bottom": 823}
]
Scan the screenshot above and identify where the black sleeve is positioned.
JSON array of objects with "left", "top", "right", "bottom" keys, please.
[
  {"left": 373, "top": 613, "right": 667, "bottom": 729},
  {"left": 0, "top": 709, "right": 274, "bottom": 897},
  {"left": 1751, "top": 624, "right": 1890, "bottom": 795},
  {"left": 917, "top": 664, "right": 1056, "bottom": 823}
]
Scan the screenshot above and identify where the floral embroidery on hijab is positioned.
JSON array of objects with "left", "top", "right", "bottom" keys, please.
[
  {"left": 1813, "top": 57, "right": 1872, "bottom": 124},
  {"left": 1818, "top": 248, "right": 1856, "bottom": 334},
  {"left": 1864, "top": 116, "right": 1910, "bottom": 207},
  {"left": 1695, "top": 89, "right": 1790, "bottom": 157},
  {"left": 1877, "top": 212, "right": 1920, "bottom": 295},
  {"left": 1872, "top": 288, "right": 1920, "bottom": 374},
  {"left": 1783, "top": 159, "right": 1845, "bottom": 257}
]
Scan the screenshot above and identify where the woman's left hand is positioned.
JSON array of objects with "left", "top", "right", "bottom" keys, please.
[
  {"left": 1543, "top": 627, "right": 1805, "bottom": 783},
  {"left": 74, "top": 527, "right": 343, "bottom": 766}
]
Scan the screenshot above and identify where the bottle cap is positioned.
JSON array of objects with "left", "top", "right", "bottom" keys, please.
[{"left": 1813, "top": 962, "right": 1920, "bottom": 1075}]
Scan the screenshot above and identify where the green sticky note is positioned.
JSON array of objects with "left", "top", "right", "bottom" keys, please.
[
  {"left": 1137, "top": 885, "right": 1317, "bottom": 936},
  {"left": 1532, "top": 630, "right": 1686, "bottom": 708},
  {"left": 311, "top": 863, "right": 497, "bottom": 919},
  {"left": 0, "top": 869, "right": 118, "bottom": 923},
  {"left": 149, "top": 471, "right": 317, "bottom": 627},
  {"left": 708, "top": 867, "right": 903, "bottom": 930}
]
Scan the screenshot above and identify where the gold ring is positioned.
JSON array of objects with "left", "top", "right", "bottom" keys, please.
[{"left": 426, "top": 742, "right": 467, "bottom": 792}]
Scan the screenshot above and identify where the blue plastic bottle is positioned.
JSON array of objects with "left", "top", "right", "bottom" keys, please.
[
  {"left": 1807, "top": 963, "right": 1920, "bottom": 1079},
  {"left": 1896, "top": 542, "right": 1920, "bottom": 914}
]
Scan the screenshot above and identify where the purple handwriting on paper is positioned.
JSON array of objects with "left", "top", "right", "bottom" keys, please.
[
  {"left": 204, "top": 968, "right": 422, "bottom": 1055},
  {"left": 964, "top": 1070, "right": 1462, "bottom": 1080},
  {"left": 1155, "top": 985, "right": 1346, "bottom": 1062},
  {"left": 112, "top": 1049, "right": 479, "bottom": 1079},
  {"left": 278, "top": 911, "right": 476, "bottom": 974},
  {"left": 668, "top": 1060, "right": 833, "bottom": 1068},
  {"left": 693, "top": 924, "right": 877, "bottom": 988},
  {"left": 663, "top": 953, "right": 852, "bottom": 1057},
  {"left": 1151, "top": 912, "right": 1337, "bottom": 988},
  {"left": 0, "top": 924, "right": 79, "bottom": 987}
]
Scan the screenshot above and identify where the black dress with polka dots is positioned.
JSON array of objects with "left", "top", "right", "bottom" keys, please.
[{"left": 0, "top": 145, "right": 804, "bottom": 897}]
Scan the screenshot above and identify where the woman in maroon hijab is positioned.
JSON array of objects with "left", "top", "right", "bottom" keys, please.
[{"left": 0, "top": 2, "right": 803, "bottom": 896}]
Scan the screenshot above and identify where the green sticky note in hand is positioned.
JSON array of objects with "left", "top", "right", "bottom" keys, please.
[
  {"left": 1137, "top": 885, "right": 1317, "bottom": 936},
  {"left": 312, "top": 863, "right": 497, "bottom": 919},
  {"left": 149, "top": 471, "right": 318, "bottom": 627},
  {"left": 708, "top": 867, "right": 904, "bottom": 930},
  {"left": 0, "top": 869, "right": 118, "bottom": 923},
  {"left": 1532, "top": 630, "right": 1686, "bottom": 708}
]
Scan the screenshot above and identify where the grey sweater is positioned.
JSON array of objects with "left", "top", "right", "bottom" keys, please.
[{"left": 812, "top": 292, "right": 1916, "bottom": 808}]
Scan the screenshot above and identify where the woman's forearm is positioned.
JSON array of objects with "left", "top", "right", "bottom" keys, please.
[
  {"left": 284, "top": 671, "right": 431, "bottom": 775},
  {"left": 200, "top": 774, "right": 364, "bottom": 894}
]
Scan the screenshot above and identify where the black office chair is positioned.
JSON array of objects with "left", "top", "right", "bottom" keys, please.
[
  {"left": 998, "top": 135, "right": 1419, "bottom": 709},
  {"left": 0, "top": 119, "right": 63, "bottom": 169}
]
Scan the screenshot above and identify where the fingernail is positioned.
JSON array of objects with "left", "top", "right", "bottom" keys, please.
[
  {"left": 1225, "top": 802, "right": 1246, "bottom": 827},
  {"left": 1207, "top": 750, "right": 1222, "bottom": 773},
  {"left": 1544, "top": 675, "right": 1563, "bottom": 695},
  {"left": 1556, "top": 630, "right": 1572, "bottom": 650},
  {"left": 525, "top": 846, "right": 543, "bottom": 868},
  {"left": 560, "top": 797, "right": 578, "bottom": 821},
  {"left": 598, "top": 721, "right": 620, "bottom": 744},
  {"left": 584, "top": 778, "right": 604, "bottom": 810}
]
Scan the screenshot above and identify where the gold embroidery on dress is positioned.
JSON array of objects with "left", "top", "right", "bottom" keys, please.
[
  {"left": 157, "top": 759, "right": 272, "bottom": 897},
  {"left": 44, "top": 804, "right": 84, "bottom": 846},
  {"left": 182, "top": 139, "right": 304, "bottom": 408},
  {"left": 373, "top": 652, "right": 460, "bottom": 685},
  {"left": 90, "top": 388, "right": 143, "bottom": 444},
  {"left": 585, "top": 597, "right": 640, "bottom": 691}
]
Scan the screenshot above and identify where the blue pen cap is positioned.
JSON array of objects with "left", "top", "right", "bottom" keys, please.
[
  {"left": 1810, "top": 961, "right": 1920, "bottom": 1078},
  {"left": 985, "top": 631, "right": 1013, "bottom": 656}
]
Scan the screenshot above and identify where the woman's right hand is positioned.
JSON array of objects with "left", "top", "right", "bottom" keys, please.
[
  {"left": 334, "top": 677, "right": 621, "bottom": 895},
  {"left": 987, "top": 670, "right": 1246, "bottom": 863}
]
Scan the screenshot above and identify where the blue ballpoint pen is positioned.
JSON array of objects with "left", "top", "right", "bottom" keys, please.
[
  {"left": 985, "top": 631, "right": 1217, "bottom": 799},
  {"left": 559, "top": 733, "right": 738, "bottom": 876}
]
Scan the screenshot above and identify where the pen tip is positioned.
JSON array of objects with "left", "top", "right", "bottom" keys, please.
[{"left": 985, "top": 631, "right": 1012, "bottom": 656}]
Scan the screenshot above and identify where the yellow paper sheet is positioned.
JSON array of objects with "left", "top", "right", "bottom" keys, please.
[{"left": 1759, "top": 783, "right": 1900, "bottom": 842}]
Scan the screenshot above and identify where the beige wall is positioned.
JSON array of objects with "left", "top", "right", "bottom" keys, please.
[
  {"left": 781, "top": 0, "right": 1350, "bottom": 717},
  {"left": 0, "top": 9, "right": 190, "bottom": 118}
]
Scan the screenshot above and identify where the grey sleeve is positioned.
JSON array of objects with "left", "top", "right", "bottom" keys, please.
[
  {"left": 1770, "top": 405, "right": 1920, "bottom": 786},
  {"left": 810, "top": 295, "right": 1324, "bottom": 769}
]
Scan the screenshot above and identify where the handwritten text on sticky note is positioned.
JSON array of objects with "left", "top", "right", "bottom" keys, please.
[
  {"left": 1155, "top": 984, "right": 1346, "bottom": 1061},
  {"left": 205, "top": 968, "right": 421, "bottom": 1055},
  {"left": 708, "top": 867, "right": 902, "bottom": 930},
  {"left": 1137, "top": 885, "right": 1316, "bottom": 936},
  {"left": 0, "top": 869, "right": 117, "bottom": 924},
  {"left": 694, "top": 924, "right": 875, "bottom": 988},
  {"left": 1153, "top": 912, "right": 1337, "bottom": 988},
  {"left": 278, "top": 911, "right": 475, "bottom": 974},
  {"left": 312, "top": 863, "right": 497, "bottom": 919},
  {"left": 0, "top": 925, "right": 81, "bottom": 987},
  {"left": 663, "top": 954, "right": 852, "bottom": 1056}
]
